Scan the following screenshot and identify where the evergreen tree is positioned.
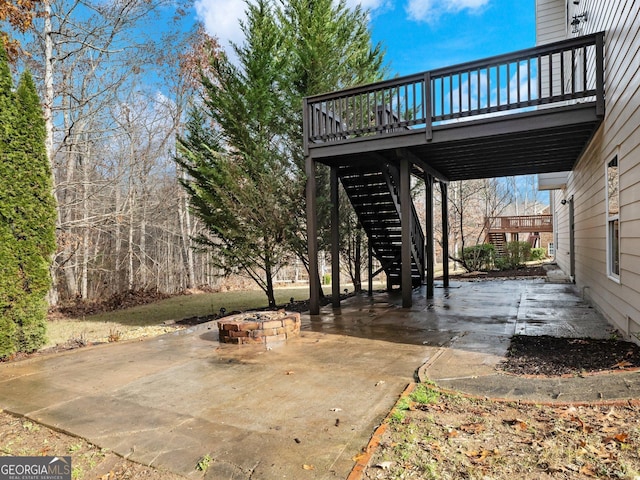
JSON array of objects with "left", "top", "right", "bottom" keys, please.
[
  {"left": 177, "top": 0, "right": 294, "bottom": 307},
  {"left": 177, "top": 0, "right": 385, "bottom": 305},
  {"left": 278, "top": 0, "right": 386, "bottom": 289},
  {"left": 0, "top": 39, "right": 18, "bottom": 358},
  {"left": 0, "top": 41, "right": 57, "bottom": 358}
]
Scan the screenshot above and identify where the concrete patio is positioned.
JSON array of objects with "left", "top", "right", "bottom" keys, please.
[{"left": 0, "top": 275, "right": 638, "bottom": 479}]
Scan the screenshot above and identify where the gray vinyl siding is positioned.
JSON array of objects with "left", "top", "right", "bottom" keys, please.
[
  {"left": 535, "top": 0, "right": 566, "bottom": 45},
  {"left": 541, "top": 0, "right": 640, "bottom": 339}
]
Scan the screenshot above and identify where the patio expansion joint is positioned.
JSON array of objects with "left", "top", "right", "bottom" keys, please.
[
  {"left": 513, "top": 292, "right": 527, "bottom": 335},
  {"left": 23, "top": 394, "right": 89, "bottom": 419}
]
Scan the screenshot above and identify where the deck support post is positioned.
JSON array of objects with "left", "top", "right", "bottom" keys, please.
[
  {"left": 330, "top": 166, "right": 341, "bottom": 308},
  {"left": 425, "top": 174, "right": 434, "bottom": 298},
  {"left": 440, "top": 181, "right": 449, "bottom": 288},
  {"left": 401, "top": 157, "right": 412, "bottom": 308},
  {"left": 306, "top": 155, "right": 320, "bottom": 315},
  {"left": 368, "top": 242, "right": 373, "bottom": 296}
]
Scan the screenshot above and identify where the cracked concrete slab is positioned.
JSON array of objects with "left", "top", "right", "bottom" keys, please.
[{"left": 0, "top": 276, "right": 635, "bottom": 479}]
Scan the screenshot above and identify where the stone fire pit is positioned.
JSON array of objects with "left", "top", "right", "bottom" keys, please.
[{"left": 217, "top": 310, "right": 301, "bottom": 345}]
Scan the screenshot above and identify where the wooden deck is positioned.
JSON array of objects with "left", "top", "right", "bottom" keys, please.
[
  {"left": 303, "top": 33, "right": 604, "bottom": 181},
  {"left": 486, "top": 215, "right": 553, "bottom": 233},
  {"left": 303, "top": 33, "right": 605, "bottom": 313}
]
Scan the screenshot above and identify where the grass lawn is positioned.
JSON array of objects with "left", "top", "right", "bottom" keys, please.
[
  {"left": 44, "top": 284, "right": 366, "bottom": 348},
  {"left": 45, "top": 286, "right": 312, "bottom": 348}
]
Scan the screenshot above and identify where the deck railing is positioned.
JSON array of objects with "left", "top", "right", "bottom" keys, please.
[
  {"left": 485, "top": 215, "right": 553, "bottom": 233},
  {"left": 304, "top": 32, "right": 604, "bottom": 149}
]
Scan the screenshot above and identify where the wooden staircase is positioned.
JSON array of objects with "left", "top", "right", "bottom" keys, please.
[
  {"left": 338, "top": 163, "right": 425, "bottom": 288},
  {"left": 488, "top": 232, "right": 506, "bottom": 256}
]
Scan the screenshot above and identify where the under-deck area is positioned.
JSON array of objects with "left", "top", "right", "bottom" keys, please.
[{"left": 304, "top": 33, "right": 605, "bottom": 314}]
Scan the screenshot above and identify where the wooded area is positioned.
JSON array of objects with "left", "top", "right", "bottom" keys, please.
[
  {"left": 1, "top": 0, "right": 547, "bottom": 308},
  {"left": 4, "top": 0, "right": 218, "bottom": 303}
]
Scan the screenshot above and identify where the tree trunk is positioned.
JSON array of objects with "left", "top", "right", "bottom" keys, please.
[
  {"left": 80, "top": 144, "right": 89, "bottom": 299},
  {"left": 353, "top": 227, "right": 362, "bottom": 293},
  {"left": 128, "top": 196, "right": 135, "bottom": 291},
  {"left": 265, "top": 267, "right": 276, "bottom": 308},
  {"left": 178, "top": 172, "right": 195, "bottom": 289},
  {"left": 43, "top": 0, "right": 59, "bottom": 305},
  {"left": 61, "top": 96, "right": 78, "bottom": 298}
]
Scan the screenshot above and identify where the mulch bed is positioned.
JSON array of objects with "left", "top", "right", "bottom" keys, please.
[
  {"left": 447, "top": 265, "right": 548, "bottom": 280},
  {"left": 500, "top": 335, "right": 640, "bottom": 376}
]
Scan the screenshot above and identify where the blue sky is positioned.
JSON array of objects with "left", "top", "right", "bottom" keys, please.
[
  {"left": 193, "top": 0, "right": 536, "bottom": 78},
  {"left": 191, "top": 0, "right": 544, "bottom": 205}
]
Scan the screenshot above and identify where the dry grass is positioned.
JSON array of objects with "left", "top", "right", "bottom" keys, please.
[
  {"left": 44, "top": 286, "right": 314, "bottom": 348},
  {"left": 363, "top": 383, "right": 640, "bottom": 480}
]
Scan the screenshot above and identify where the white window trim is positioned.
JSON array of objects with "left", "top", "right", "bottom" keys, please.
[{"left": 606, "top": 155, "right": 620, "bottom": 283}]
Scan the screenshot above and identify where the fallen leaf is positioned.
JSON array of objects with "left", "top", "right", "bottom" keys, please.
[
  {"left": 615, "top": 432, "right": 629, "bottom": 443},
  {"left": 605, "top": 407, "right": 623, "bottom": 419},
  {"left": 604, "top": 432, "right": 629, "bottom": 444},
  {"left": 460, "top": 423, "right": 486, "bottom": 434},
  {"left": 427, "top": 441, "right": 442, "bottom": 451},
  {"left": 352, "top": 452, "right": 367, "bottom": 462},
  {"left": 579, "top": 465, "right": 597, "bottom": 477},
  {"left": 302, "top": 464, "right": 315, "bottom": 470},
  {"left": 612, "top": 360, "right": 633, "bottom": 369},
  {"left": 571, "top": 415, "right": 593, "bottom": 433},
  {"left": 465, "top": 449, "right": 497, "bottom": 463},
  {"left": 445, "top": 429, "right": 459, "bottom": 438}
]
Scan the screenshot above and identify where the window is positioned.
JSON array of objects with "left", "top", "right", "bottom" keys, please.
[{"left": 606, "top": 156, "right": 620, "bottom": 280}]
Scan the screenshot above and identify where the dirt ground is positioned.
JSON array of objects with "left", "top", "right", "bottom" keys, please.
[
  {"left": 363, "top": 383, "right": 640, "bottom": 480},
  {"left": 0, "top": 411, "right": 187, "bottom": 479}
]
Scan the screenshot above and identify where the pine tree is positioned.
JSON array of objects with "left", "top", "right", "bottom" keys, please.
[
  {"left": 0, "top": 41, "right": 57, "bottom": 358},
  {"left": 177, "top": 0, "right": 385, "bottom": 306},
  {"left": 177, "top": 0, "right": 294, "bottom": 307},
  {"left": 278, "top": 0, "right": 386, "bottom": 288}
]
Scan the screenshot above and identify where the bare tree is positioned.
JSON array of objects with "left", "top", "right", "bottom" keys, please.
[
  {"left": 436, "top": 178, "right": 511, "bottom": 272},
  {"left": 19, "top": 0, "right": 212, "bottom": 302}
]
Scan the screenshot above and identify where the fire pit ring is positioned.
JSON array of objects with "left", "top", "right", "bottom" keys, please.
[{"left": 218, "top": 310, "right": 301, "bottom": 345}]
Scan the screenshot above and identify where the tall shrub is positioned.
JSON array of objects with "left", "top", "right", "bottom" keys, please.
[
  {"left": 0, "top": 42, "right": 57, "bottom": 358},
  {"left": 497, "top": 241, "right": 532, "bottom": 270},
  {"left": 462, "top": 243, "right": 495, "bottom": 272}
]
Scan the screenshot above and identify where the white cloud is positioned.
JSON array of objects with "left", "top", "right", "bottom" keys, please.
[
  {"left": 345, "top": 0, "right": 389, "bottom": 10},
  {"left": 406, "top": 0, "right": 490, "bottom": 23},
  {"left": 194, "top": 0, "right": 247, "bottom": 52},
  {"left": 195, "top": 0, "right": 391, "bottom": 61}
]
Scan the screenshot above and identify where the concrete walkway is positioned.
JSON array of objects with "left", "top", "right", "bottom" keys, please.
[{"left": 0, "top": 275, "right": 638, "bottom": 479}]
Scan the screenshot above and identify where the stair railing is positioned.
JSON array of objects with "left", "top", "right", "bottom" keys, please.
[{"left": 384, "top": 163, "right": 426, "bottom": 283}]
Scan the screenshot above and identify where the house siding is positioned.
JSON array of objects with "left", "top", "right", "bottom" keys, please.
[
  {"left": 539, "top": 0, "right": 640, "bottom": 339},
  {"left": 535, "top": 0, "right": 566, "bottom": 45}
]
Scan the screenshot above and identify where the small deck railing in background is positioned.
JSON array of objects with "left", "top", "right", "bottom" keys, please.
[
  {"left": 485, "top": 215, "right": 553, "bottom": 233},
  {"left": 304, "top": 32, "right": 604, "bottom": 150}
]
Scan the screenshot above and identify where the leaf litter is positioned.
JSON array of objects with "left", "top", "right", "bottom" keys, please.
[{"left": 363, "top": 384, "right": 640, "bottom": 479}]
